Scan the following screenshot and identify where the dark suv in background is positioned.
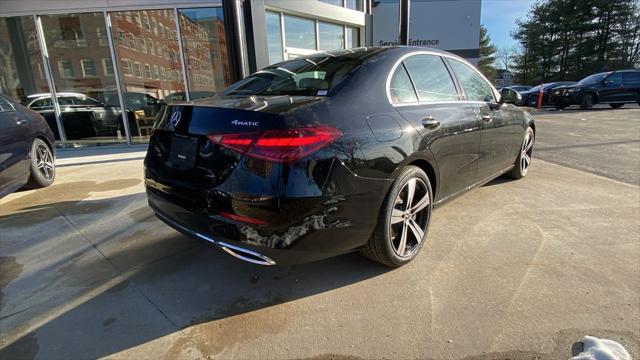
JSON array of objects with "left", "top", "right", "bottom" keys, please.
[
  {"left": 518, "top": 81, "right": 576, "bottom": 107},
  {"left": 551, "top": 69, "right": 640, "bottom": 110}
]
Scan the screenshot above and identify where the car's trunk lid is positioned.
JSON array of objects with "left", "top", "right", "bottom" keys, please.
[{"left": 144, "top": 95, "right": 326, "bottom": 210}]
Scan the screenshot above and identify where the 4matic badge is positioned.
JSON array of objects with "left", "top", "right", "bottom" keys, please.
[{"left": 231, "top": 120, "right": 259, "bottom": 126}]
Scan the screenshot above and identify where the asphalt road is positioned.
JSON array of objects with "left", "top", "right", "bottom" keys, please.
[
  {"left": 1, "top": 108, "right": 639, "bottom": 359},
  {"left": 533, "top": 103, "right": 640, "bottom": 185}
]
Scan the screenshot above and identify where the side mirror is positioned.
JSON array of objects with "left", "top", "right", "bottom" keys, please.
[
  {"left": 603, "top": 79, "right": 613, "bottom": 86},
  {"left": 499, "top": 87, "right": 522, "bottom": 105}
]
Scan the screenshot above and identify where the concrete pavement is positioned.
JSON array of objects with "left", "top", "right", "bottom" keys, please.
[{"left": 1, "top": 140, "right": 639, "bottom": 359}]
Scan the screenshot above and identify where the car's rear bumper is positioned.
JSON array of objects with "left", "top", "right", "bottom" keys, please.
[{"left": 147, "top": 165, "right": 390, "bottom": 265}]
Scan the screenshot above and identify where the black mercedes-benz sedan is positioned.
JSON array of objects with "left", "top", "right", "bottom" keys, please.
[
  {"left": 0, "top": 94, "right": 56, "bottom": 198},
  {"left": 145, "top": 47, "right": 535, "bottom": 267}
]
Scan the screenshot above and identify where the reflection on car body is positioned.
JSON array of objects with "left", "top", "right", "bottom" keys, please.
[{"left": 24, "top": 92, "right": 129, "bottom": 141}]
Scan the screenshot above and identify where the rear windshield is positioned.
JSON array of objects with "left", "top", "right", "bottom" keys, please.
[{"left": 223, "top": 56, "right": 362, "bottom": 96}]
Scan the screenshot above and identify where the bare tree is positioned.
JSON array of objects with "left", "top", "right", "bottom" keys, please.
[{"left": 497, "top": 46, "right": 518, "bottom": 71}]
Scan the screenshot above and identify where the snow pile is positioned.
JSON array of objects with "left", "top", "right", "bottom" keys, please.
[{"left": 570, "top": 336, "right": 632, "bottom": 360}]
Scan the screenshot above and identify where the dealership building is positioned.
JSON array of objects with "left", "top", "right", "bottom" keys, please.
[{"left": 0, "top": 0, "right": 481, "bottom": 148}]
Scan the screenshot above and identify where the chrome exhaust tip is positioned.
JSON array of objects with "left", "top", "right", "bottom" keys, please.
[
  {"left": 155, "top": 212, "right": 276, "bottom": 266},
  {"left": 218, "top": 241, "right": 276, "bottom": 266}
]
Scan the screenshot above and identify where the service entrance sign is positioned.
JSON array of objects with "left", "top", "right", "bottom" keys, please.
[{"left": 372, "top": 0, "right": 482, "bottom": 64}]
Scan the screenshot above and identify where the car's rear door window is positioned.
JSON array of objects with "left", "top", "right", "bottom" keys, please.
[
  {"left": 0, "top": 95, "right": 16, "bottom": 112},
  {"left": 447, "top": 59, "right": 495, "bottom": 102},
  {"left": 622, "top": 72, "right": 640, "bottom": 85},
  {"left": 30, "top": 98, "right": 52, "bottom": 109},
  {"left": 389, "top": 65, "right": 418, "bottom": 104},
  {"left": 402, "top": 55, "right": 459, "bottom": 102}
]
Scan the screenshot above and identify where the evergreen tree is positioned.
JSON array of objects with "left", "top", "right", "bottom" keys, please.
[
  {"left": 478, "top": 25, "right": 497, "bottom": 80},
  {"left": 511, "top": 0, "right": 640, "bottom": 85}
]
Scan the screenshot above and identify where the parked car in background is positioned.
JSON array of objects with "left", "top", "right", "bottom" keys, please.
[
  {"left": 551, "top": 70, "right": 640, "bottom": 110},
  {"left": 25, "top": 92, "right": 136, "bottom": 140},
  {"left": 0, "top": 94, "right": 55, "bottom": 198},
  {"left": 145, "top": 47, "right": 534, "bottom": 267},
  {"left": 518, "top": 81, "right": 576, "bottom": 107},
  {"left": 89, "top": 91, "right": 161, "bottom": 137},
  {"left": 505, "top": 85, "right": 532, "bottom": 93}
]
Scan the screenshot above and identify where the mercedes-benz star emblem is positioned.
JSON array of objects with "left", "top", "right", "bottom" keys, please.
[{"left": 169, "top": 109, "right": 182, "bottom": 127}]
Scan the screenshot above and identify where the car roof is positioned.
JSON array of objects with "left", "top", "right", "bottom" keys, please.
[
  {"left": 268, "top": 46, "right": 469, "bottom": 67},
  {"left": 27, "top": 92, "right": 87, "bottom": 98}
]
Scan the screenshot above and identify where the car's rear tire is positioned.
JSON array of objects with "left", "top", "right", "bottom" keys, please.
[
  {"left": 528, "top": 97, "right": 538, "bottom": 107},
  {"left": 509, "top": 126, "right": 534, "bottom": 179},
  {"left": 580, "top": 93, "right": 594, "bottom": 110},
  {"left": 361, "top": 166, "right": 432, "bottom": 267},
  {"left": 609, "top": 103, "right": 624, "bottom": 109},
  {"left": 26, "top": 138, "right": 55, "bottom": 189}
]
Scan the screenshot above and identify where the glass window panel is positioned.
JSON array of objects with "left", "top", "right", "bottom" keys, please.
[
  {"left": 176, "top": 7, "right": 231, "bottom": 99},
  {"left": 389, "top": 65, "right": 418, "bottom": 103},
  {"left": 110, "top": 9, "right": 185, "bottom": 143},
  {"left": 346, "top": 27, "right": 359, "bottom": 48},
  {"left": 622, "top": 71, "right": 640, "bottom": 84},
  {"left": 0, "top": 95, "right": 16, "bottom": 112},
  {"left": 403, "top": 55, "right": 458, "bottom": 102},
  {"left": 284, "top": 15, "right": 316, "bottom": 50},
  {"left": 266, "top": 12, "right": 283, "bottom": 65},
  {"left": 81, "top": 59, "right": 98, "bottom": 77},
  {"left": 40, "top": 13, "right": 127, "bottom": 146},
  {"left": 0, "top": 16, "right": 53, "bottom": 136},
  {"left": 178, "top": 7, "right": 231, "bottom": 100},
  {"left": 605, "top": 72, "right": 622, "bottom": 85},
  {"left": 223, "top": 55, "right": 360, "bottom": 96},
  {"left": 102, "top": 58, "right": 114, "bottom": 75},
  {"left": 448, "top": 59, "right": 495, "bottom": 102},
  {"left": 345, "top": 0, "right": 363, "bottom": 10},
  {"left": 319, "top": 0, "right": 343, "bottom": 6},
  {"left": 318, "top": 22, "right": 344, "bottom": 51}
]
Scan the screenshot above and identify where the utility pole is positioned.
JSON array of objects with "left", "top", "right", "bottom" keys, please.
[{"left": 399, "top": 0, "right": 410, "bottom": 45}]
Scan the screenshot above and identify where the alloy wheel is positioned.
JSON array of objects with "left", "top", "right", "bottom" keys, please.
[
  {"left": 35, "top": 143, "right": 54, "bottom": 181},
  {"left": 520, "top": 129, "right": 534, "bottom": 175},
  {"left": 389, "top": 178, "right": 430, "bottom": 257}
]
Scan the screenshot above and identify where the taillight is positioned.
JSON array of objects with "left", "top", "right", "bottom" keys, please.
[{"left": 208, "top": 125, "right": 342, "bottom": 163}]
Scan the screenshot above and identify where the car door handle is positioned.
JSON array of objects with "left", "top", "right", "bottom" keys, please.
[
  {"left": 421, "top": 116, "right": 440, "bottom": 129},
  {"left": 481, "top": 115, "right": 493, "bottom": 122}
]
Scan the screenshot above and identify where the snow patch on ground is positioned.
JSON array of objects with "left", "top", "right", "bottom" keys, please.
[{"left": 570, "top": 336, "right": 632, "bottom": 360}]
